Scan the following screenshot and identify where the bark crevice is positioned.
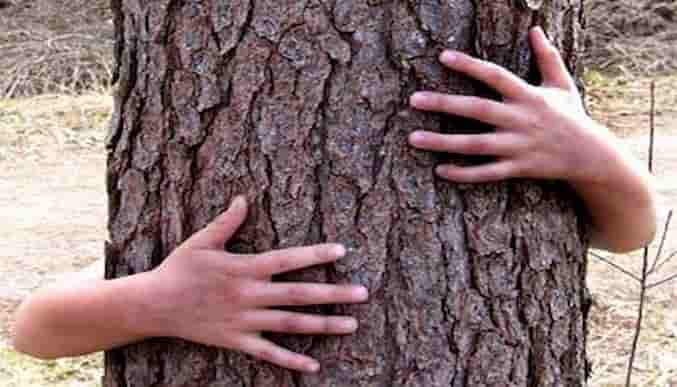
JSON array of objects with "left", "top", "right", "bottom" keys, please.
[{"left": 106, "top": 1, "right": 589, "bottom": 386}]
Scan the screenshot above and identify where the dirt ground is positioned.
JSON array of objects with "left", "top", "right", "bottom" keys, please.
[
  {"left": 0, "top": 152, "right": 106, "bottom": 335},
  {"left": 2, "top": 0, "right": 675, "bottom": 384},
  {"left": 0, "top": 75, "right": 676, "bottom": 386}
]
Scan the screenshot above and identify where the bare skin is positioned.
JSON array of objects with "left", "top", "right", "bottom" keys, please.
[
  {"left": 408, "top": 27, "right": 657, "bottom": 253},
  {"left": 13, "top": 197, "right": 369, "bottom": 373},
  {"left": 12, "top": 26, "right": 656, "bottom": 375}
]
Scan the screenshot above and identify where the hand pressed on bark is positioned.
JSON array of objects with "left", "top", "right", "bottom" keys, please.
[
  {"left": 12, "top": 197, "right": 369, "bottom": 374},
  {"left": 408, "top": 26, "right": 657, "bottom": 253},
  {"left": 148, "top": 196, "right": 369, "bottom": 373},
  {"left": 409, "top": 26, "right": 606, "bottom": 183}
]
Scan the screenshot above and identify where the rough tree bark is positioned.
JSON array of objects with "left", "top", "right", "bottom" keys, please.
[{"left": 105, "top": 0, "right": 590, "bottom": 386}]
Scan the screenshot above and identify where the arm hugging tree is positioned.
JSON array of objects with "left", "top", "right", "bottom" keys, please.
[{"left": 105, "top": 1, "right": 591, "bottom": 385}]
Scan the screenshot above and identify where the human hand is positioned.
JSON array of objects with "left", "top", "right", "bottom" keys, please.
[
  {"left": 408, "top": 26, "right": 621, "bottom": 185},
  {"left": 141, "top": 197, "right": 368, "bottom": 373}
]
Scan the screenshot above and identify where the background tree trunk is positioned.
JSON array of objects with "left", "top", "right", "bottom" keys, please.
[{"left": 105, "top": 0, "right": 590, "bottom": 386}]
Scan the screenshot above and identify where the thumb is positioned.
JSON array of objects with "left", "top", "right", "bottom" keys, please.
[
  {"left": 186, "top": 196, "right": 248, "bottom": 249},
  {"left": 530, "top": 26, "right": 577, "bottom": 91}
]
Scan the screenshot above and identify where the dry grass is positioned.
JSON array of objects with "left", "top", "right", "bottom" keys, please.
[
  {"left": 585, "top": 0, "right": 677, "bottom": 75},
  {"left": 0, "top": 0, "right": 676, "bottom": 386},
  {"left": 0, "top": 347, "right": 101, "bottom": 387},
  {"left": 0, "top": 0, "right": 675, "bottom": 99},
  {"left": 0, "top": 91, "right": 109, "bottom": 386},
  {"left": 0, "top": 0, "right": 113, "bottom": 97},
  {"left": 0, "top": 92, "right": 111, "bottom": 162},
  {"left": 0, "top": 85, "right": 675, "bottom": 386},
  {"left": 588, "top": 246, "right": 677, "bottom": 387},
  {"left": 584, "top": 67, "right": 677, "bottom": 386},
  {"left": 585, "top": 72, "right": 677, "bottom": 138}
]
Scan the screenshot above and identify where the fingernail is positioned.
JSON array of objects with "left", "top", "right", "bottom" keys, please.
[
  {"left": 409, "top": 131, "right": 425, "bottom": 144},
  {"left": 333, "top": 244, "right": 347, "bottom": 258},
  {"left": 341, "top": 318, "right": 359, "bottom": 332},
  {"left": 229, "top": 196, "right": 245, "bottom": 210},
  {"left": 534, "top": 26, "right": 549, "bottom": 40},
  {"left": 440, "top": 51, "right": 457, "bottom": 64},
  {"left": 355, "top": 286, "right": 369, "bottom": 301},
  {"left": 307, "top": 361, "right": 320, "bottom": 373},
  {"left": 410, "top": 92, "right": 426, "bottom": 106}
]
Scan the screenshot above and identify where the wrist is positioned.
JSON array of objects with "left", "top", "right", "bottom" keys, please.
[
  {"left": 119, "top": 270, "right": 176, "bottom": 339},
  {"left": 567, "top": 121, "right": 627, "bottom": 187}
]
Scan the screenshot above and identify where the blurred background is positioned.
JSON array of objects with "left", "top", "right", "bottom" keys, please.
[{"left": 0, "top": 0, "right": 676, "bottom": 385}]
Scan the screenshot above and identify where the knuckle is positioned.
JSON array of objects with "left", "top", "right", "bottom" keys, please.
[
  {"left": 291, "top": 355, "right": 310, "bottom": 370},
  {"left": 488, "top": 169, "right": 505, "bottom": 181},
  {"left": 429, "top": 94, "right": 447, "bottom": 110},
  {"left": 478, "top": 165, "right": 502, "bottom": 182},
  {"left": 519, "top": 136, "right": 537, "bottom": 154},
  {"left": 479, "top": 168, "right": 499, "bottom": 182},
  {"left": 436, "top": 165, "right": 453, "bottom": 180},
  {"left": 287, "top": 286, "right": 311, "bottom": 305},
  {"left": 213, "top": 215, "right": 230, "bottom": 226},
  {"left": 227, "top": 283, "right": 249, "bottom": 304},
  {"left": 313, "top": 245, "right": 331, "bottom": 262},
  {"left": 333, "top": 286, "right": 351, "bottom": 301},
  {"left": 436, "top": 95, "right": 457, "bottom": 113},
  {"left": 530, "top": 92, "right": 550, "bottom": 108},
  {"left": 554, "top": 157, "right": 573, "bottom": 178},
  {"left": 218, "top": 334, "right": 239, "bottom": 350},
  {"left": 467, "top": 136, "right": 491, "bottom": 154},
  {"left": 471, "top": 98, "right": 494, "bottom": 117},
  {"left": 451, "top": 168, "right": 473, "bottom": 183},
  {"left": 322, "top": 317, "right": 334, "bottom": 333},
  {"left": 274, "top": 255, "right": 294, "bottom": 273},
  {"left": 254, "top": 348, "right": 277, "bottom": 363},
  {"left": 485, "top": 64, "right": 507, "bottom": 84},
  {"left": 200, "top": 228, "right": 218, "bottom": 241},
  {"left": 207, "top": 218, "right": 230, "bottom": 233},
  {"left": 322, "top": 317, "right": 342, "bottom": 334},
  {"left": 515, "top": 162, "right": 532, "bottom": 178},
  {"left": 429, "top": 133, "right": 445, "bottom": 145},
  {"left": 523, "top": 112, "right": 544, "bottom": 131},
  {"left": 221, "top": 313, "right": 238, "bottom": 328},
  {"left": 281, "top": 315, "right": 306, "bottom": 332},
  {"left": 505, "top": 161, "right": 524, "bottom": 178},
  {"left": 545, "top": 44, "right": 561, "bottom": 59}
]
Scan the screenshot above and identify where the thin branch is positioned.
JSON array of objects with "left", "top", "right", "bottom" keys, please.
[
  {"left": 624, "top": 79, "right": 657, "bottom": 387},
  {"left": 647, "top": 272, "right": 677, "bottom": 290},
  {"left": 649, "top": 210, "right": 673, "bottom": 274},
  {"left": 625, "top": 247, "right": 650, "bottom": 387},
  {"left": 589, "top": 251, "right": 641, "bottom": 282},
  {"left": 653, "top": 250, "right": 677, "bottom": 274},
  {"left": 648, "top": 80, "right": 656, "bottom": 173}
]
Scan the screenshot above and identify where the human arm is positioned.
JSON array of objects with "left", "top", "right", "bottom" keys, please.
[
  {"left": 12, "top": 269, "right": 154, "bottom": 358},
  {"left": 12, "top": 196, "right": 369, "bottom": 373},
  {"left": 407, "top": 27, "right": 657, "bottom": 253}
]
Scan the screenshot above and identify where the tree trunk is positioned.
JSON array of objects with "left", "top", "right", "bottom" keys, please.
[{"left": 105, "top": 1, "right": 590, "bottom": 386}]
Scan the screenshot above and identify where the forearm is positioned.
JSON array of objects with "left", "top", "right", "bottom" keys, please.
[
  {"left": 570, "top": 133, "right": 657, "bottom": 253},
  {"left": 12, "top": 272, "right": 158, "bottom": 359}
]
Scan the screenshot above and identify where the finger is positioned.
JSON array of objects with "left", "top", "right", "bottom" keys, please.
[
  {"left": 186, "top": 196, "right": 248, "bottom": 249},
  {"left": 530, "top": 26, "right": 577, "bottom": 91},
  {"left": 409, "top": 131, "right": 527, "bottom": 156},
  {"left": 239, "top": 310, "right": 359, "bottom": 335},
  {"left": 410, "top": 93, "right": 527, "bottom": 129},
  {"left": 435, "top": 161, "right": 520, "bottom": 183},
  {"left": 244, "top": 244, "right": 346, "bottom": 279},
  {"left": 253, "top": 283, "right": 369, "bottom": 307},
  {"left": 438, "top": 50, "right": 532, "bottom": 100},
  {"left": 236, "top": 334, "right": 320, "bottom": 373}
]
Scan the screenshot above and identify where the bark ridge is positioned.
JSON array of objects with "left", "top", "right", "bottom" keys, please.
[{"left": 105, "top": 1, "right": 589, "bottom": 386}]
